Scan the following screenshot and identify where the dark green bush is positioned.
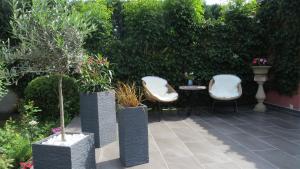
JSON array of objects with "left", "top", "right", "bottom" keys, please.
[
  {"left": 258, "top": 0, "right": 300, "bottom": 95},
  {"left": 24, "top": 75, "right": 79, "bottom": 119},
  {"left": 0, "top": 0, "right": 12, "bottom": 42}
]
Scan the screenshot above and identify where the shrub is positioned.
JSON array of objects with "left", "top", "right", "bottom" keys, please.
[
  {"left": 0, "top": 0, "right": 12, "bottom": 43},
  {"left": 24, "top": 75, "right": 79, "bottom": 119},
  {"left": 257, "top": 0, "right": 300, "bottom": 95},
  {"left": 78, "top": 54, "right": 113, "bottom": 93},
  {"left": 0, "top": 154, "right": 14, "bottom": 169},
  {"left": 111, "top": 0, "right": 166, "bottom": 82},
  {"left": 0, "top": 120, "right": 31, "bottom": 168},
  {"left": 0, "top": 101, "right": 59, "bottom": 168}
]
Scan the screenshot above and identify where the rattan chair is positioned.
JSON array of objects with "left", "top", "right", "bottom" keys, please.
[{"left": 142, "top": 76, "right": 178, "bottom": 121}]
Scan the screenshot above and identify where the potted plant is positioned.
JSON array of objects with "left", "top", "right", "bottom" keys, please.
[
  {"left": 78, "top": 54, "right": 116, "bottom": 148},
  {"left": 252, "top": 57, "right": 272, "bottom": 75},
  {"left": 2, "top": 0, "right": 96, "bottom": 168},
  {"left": 185, "top": 72, "right": 195, "bottom": 86},
  {"left": 251, "top": 57, "right": 272, "bottom": 112},
  {"left": 116, "top": 83, "right": 149, "bottom": 167}
]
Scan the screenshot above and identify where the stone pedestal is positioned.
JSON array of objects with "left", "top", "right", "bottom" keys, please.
[{"left": 252, "top": 66, "right": 271, "bottom": 112}]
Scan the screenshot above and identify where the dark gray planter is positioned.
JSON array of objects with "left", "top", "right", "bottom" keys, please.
[
  {"left": 80, "top": 91, "right": 117, "bottom": 148},
  {"left": 118, "top": 105, "right": 149, "bottom": 167},
  {"left": 32, "top": 133, "right": 96, "bottom": 169}
]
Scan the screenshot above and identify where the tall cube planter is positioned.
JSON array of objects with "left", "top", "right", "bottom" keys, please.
[
  {"left": 80, "top": 90, "right": 116, "bottom": 148},
  {"left": 32, "top": 133, "right": 96, "bottom": 169},
  {"left": 118, "top": 105, "right": 149, "bottom": 167}
]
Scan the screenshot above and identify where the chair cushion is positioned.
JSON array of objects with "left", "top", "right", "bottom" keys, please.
[
  {"left": 142, "top": 76, "right": 178, "bottom": 102},
  {"left": 209, "top": 74, "right": 241, "bottom": 100}
]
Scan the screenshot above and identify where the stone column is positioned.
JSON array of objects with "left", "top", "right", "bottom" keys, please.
[{"left": 254, "top": 75, "right": 267, "bottom": 112}]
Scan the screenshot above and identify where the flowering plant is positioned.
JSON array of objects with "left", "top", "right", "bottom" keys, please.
[
  {"left": 51, "top": 127, "right": 61, "bottom": 134},
  {"left": 78, "top": 54, "right": 113, "bottom": 93},
  {"left": 184, "top": 72, "right": 195, "bottom": 80},
  {"left": 252, "top": 57, "right": 269, "bottom": 66},
  {"left": 20, "top": 161, "right": 33, "bottom": 169}
]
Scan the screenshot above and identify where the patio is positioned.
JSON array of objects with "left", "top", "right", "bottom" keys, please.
[{"left": 67, "top": 107, "right": 300, "bottom": 169}]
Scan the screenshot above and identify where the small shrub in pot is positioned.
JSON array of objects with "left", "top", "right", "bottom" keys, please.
[
  {"left": 78, "top": 54, "right": 116, "bottom": 148},
  {"left": 116, "top": 83, "right": 149, "bottom": 167}
]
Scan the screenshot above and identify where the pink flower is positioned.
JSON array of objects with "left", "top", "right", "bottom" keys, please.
[
  {"left": 20, "top": 161, "right": 33, "bottom": 169},
  {"left": 252, "top": 58, "right": 257, "bottom": 65},
  {"left": 51, "top": 127, "right": 61, "bottom": 134}
]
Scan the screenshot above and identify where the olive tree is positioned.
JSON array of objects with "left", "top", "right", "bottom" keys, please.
[{"left": 3, "top": 0, "right": 94, "bottom": 141}]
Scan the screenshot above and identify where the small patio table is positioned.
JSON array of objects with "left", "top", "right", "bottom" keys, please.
[{"left": 179, "top": 85, "right": 207, "bottom": 116}]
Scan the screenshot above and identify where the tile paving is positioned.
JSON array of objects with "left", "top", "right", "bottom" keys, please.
[{"left": 67, "top": 107, "right": 300, "bottom": 169}]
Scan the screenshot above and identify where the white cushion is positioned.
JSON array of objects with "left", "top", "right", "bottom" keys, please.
[
  {"left": 142, "top": 76, "right": 178, "bottom": 102},
  {"left": 209, "top": 74, "right": 241, "bottom": 100}
]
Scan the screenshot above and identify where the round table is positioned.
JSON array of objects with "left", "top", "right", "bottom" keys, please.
[{"left": 179, "top": 85, "right": 207, "bottom": 116}]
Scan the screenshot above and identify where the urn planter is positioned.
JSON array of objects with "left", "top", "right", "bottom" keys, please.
[
  {"left": 118, "top": 104, "right": 149, "bottom": 167},
  {"left": 252, "top": 66, "right": 272, "bottom": 112},
  {"left": 80, "top": 90, "right": 117, "bottom": 148},
  {"left": 32, "top": 133, "right": 96, "bottom": 169}
]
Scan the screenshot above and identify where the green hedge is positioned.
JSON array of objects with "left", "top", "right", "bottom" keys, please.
[
  {"left": 108, "top": 0, "right": 260, "bottom": 103},
  {"left": 24, "top": 75, "right": 79, "bottom": 119},
  {"left": 80, "top": 0, "right": 299, "bottom": 99},
  {"left": 258, "top": 0, "right": 300, "bottom": 95},
  {"left": 73, "top": 0, "right": 114, "bottom": 55},
  {"left": 0, "top": 0, "right": 12, "bottom": 42}
]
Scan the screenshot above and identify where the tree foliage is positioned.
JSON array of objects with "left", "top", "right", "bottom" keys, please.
[
  {"left": 73, "top": 0, "right": 113, "bottom": 55},
  {"left": 2, "top": 0, "right": 93, "bottom": 75}
]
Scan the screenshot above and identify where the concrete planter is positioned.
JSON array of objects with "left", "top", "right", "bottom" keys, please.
[
  {"left": 32, "top": 133, "right": 96, "bottom": 169},
  {"left": 80, "top": 90, "right": 116, "bottom": 148},
  {"left": 252, "top": 66, "right": 271, "bottom": 75},
  {"left": 118, "top": 104, "right": 149, "bottom": 167}
]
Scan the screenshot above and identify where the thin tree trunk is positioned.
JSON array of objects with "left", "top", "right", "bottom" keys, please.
[{"left": 58, "top": 75, "right": 66, "bottom": 141}]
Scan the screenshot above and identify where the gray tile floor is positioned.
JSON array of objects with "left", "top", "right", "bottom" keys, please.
[{"left": 67, "top": 107, "right": 300, "bottom": 169}]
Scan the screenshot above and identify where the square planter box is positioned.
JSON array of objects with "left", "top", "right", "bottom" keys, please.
[
  {"left": 32, "top": 133, "right": 96, "bottom": 169},
  {"left": 118, "top": 105, "right": 149, "bottom": 167},
  {"left": 80, "top": 90, "right": 117, "bottom": 148}
]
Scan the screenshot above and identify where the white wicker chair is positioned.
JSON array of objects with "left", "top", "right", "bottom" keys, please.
[
  {"left": 142, "top": 76, "right": 178, "bottom": 120},
  {"left": 209, "top": 74, "right": 242, "bottom": 112}
]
